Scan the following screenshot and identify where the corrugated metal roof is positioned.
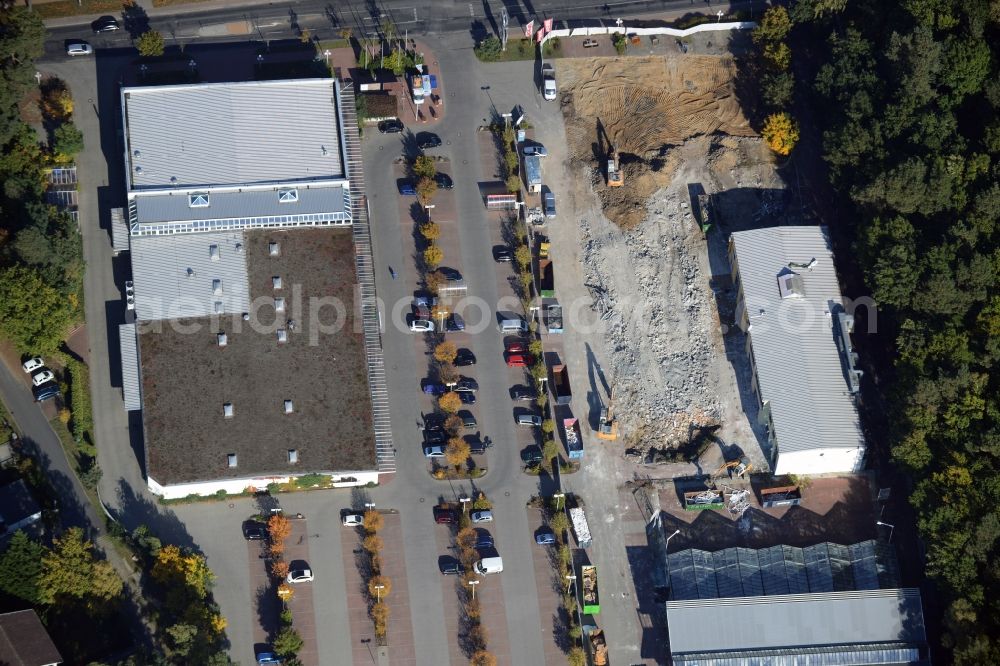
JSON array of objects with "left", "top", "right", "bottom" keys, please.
[
  {"left": 123, "top": 79, "right": 343, "bottom": 189},
  {"left": 119, "top": 323, "right": 142, "bottom": 410},
  {"left": 666, "top": 588, "right": 926, "bottom": 656},
  {"left": 130, "top": 231, "right": 249, "bottom": 321},
  {"left": 111, "top": 207, "right": 130, "bottom": 251},
  {"left": 730, "top": 226, "right": 864, "bottom": 455},
  {"left": 134, "top": 184, "right": 346, "bottom": 224}
]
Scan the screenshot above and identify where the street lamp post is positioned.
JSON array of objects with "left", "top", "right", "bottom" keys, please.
[
  {"left": 460, "top": 497, "right": 471, "bottom": 513},
  {"left": 553, "top": 492, "right": 565, "bottom": 510},
  {"left": 876, "top": 521, "right": 895, "bottom": 543},
  {"left": 468, "top": 579, "right": 479, "bottom": 600},
  {"left": 665, "top": 528, "right": 681, "bottom": 552},
  {"left": 565, "top": 573, "right": 577, "bottom": 593},
  {"left": 374, "top": 584, "right": 385, "bottom": 603}
]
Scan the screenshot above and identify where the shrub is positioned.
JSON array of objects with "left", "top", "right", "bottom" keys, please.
[
  {"left": 363, "top": 510, "right": 383, "bottom": 533},
  {"left": 136, "top": 30, "right": 165, "bottom": 57},
  {"left": 505, "top": 174, "right": 522, "bottom": 194},
  {"left": 472, "top": 492, "right": 492, "bottom": 511},
  {"left": 474, "top": 36, "right": 502, "bottom": 61},
  {"left": 541, "top": 419, "right": 555, "bottom": 435},
  {"left": 531, "top": 362, "right": 548, "bottom": 382},
  {"left": 612, "top": 32, "right": 627, "bottom": 55},
  {"left": 549, "top": 511, "right": 570, "bottom": 538},
  {"left": 558, "top": 544, "right": 572, "bottom": 570},
  {"left": 294, "top": 473, "right": 326, "bottom": 488},
  {"left": 456, "top": 526, "right": 478, "bottom": 550},
  {"left": 504, "top": 149, "right": 519, "bottom": 175},
  {"left": 568, "top": 646, "right": 586, "bottom": 665},
  {"left": 535, "top": 393, "right": 548, "bottom": 409},
  {"left": 529, "top": 340, "right": 543, "bottom": 357},
  {"left": 438, "top": 391, "right": 462, "bottom": 413},
  {"left": 420, "top": 220, "right": 441, "bottom": 240},
  {"left": 423, "top": 244, "right": 444, "bottom": 267},
  {"left": 465, "top": 597, "right": 481, "bottom": 619},
  {"left": 514, "top": 245, "right": 532, "bottom": 268},
  {"left": 543, "top": 438, "right": 559, "bottom": 462},
  {"left": 280, "top": 607, "right": 293, "bottom": 626},
  {"left": 434, "top": 341, "right": 458, "bottom": 364}
]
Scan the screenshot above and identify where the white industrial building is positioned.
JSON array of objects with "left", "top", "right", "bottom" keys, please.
[
  {"left": 116, "top": 79, "right": 393, "bottom": 498},
  {"left": 729, "top": 226, "right": 866, "bottom": 475}
]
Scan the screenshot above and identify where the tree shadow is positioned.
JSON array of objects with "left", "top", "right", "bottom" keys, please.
[
  {"left": 113, "top": 478, "right": 199, "bottom": 552},
  {"left": 122, "top": 4, "right": 151, "bottom": 39},
  {"left": 17, "top": 436, "right": 96, "bottom": 540}
]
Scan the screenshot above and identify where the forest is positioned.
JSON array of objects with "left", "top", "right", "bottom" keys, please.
[{"left": 787, "top": 0, "right": 1000, "bottom": 660}]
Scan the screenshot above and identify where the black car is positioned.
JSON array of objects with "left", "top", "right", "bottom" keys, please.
[
  {"left": 521, "top": 445, "right": 543, "bottom": 464},
  {"left": 467, "top": 435, "right": 490, "bottom": 454},
  {"left": 434, "top": 173, "right": 454, "bottom": 189},
  {"left": 378, "top": 119, "right": 404, "bottom": 134},
  {"left": 493, "top": 246, "right": 513, "bottom": 262},
  {"left": 417, "top": 132, "right": 442, "bottom": 149},
  {"left": 92, "top": 16, "right": 120, "bottom": 33},
  {"left": 454, "top": 349, "right": 476, "bottom": 367},
  {"left": 243, "top": 521, "right": 267, "bottom": 541},
  {"left": 440, "top": 557, "right": 464, "bottom": 575},
  {"left": 457, "top": 377, "right": 479, "bottom": 391},
  {"left": 459, "top": 391, "right": 476, "bottom": 405},
  {"left": 474, "top": 529, "right": 494, "bottom": 550},
  {"left": 511, "top": 385, "right": 537, "bottom": 401},
  {"left": 423, "top": 428, "right": 447, "bottom": 444},
  {"left": 445, "top": 314, "right": 465, "bottom": 332},
  {"left": 438, "top": 267, "right": 463, "bottom": 282},
  {"left": 32, "top": 383, "right": 61, "bottom": 403}
]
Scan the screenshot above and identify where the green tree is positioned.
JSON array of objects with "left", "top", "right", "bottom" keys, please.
[
  {"left": 0, "top": 266, "right": 76, "bottom": 352},
  {"left": 0, "top": 7, "right": 46, "bottom": 146},
  {"left": 273, "top": 626, "right": 304, "bottom": 657},
  {"left": 752, "top": 6, "right": 792, "bottom": 45},
  {"left": 567, "top": 646, "right": 587, "bottom": 666},
  {"left": 474, "top": 36, "right": 502, "bottom": 62},
  {"left": 423, "top": 244, "right": 443, "bottom": 267},
  {"left": 413, "top": 155, "right": 436, "bottom": 179},
  {"left": 0, "top": 531, "right": 46, "bottom": 604},
  {"left": 514, "top": 244, "right": 532, "bottom": 268},
  {"left": 39, "top": 527, "right": 122, "bottom": 605},
  {"left": 53, "top": 121, "right": 84, "bottom": 158},
  {"left": 549, "top": 511, "right": 570, "bottom": 538},
  {"left": 505, "top": 174, "right": 522, "bottom": 194},
  {"left": 136, "top": 30, "right": 166, "bottom": 57},
  {"left": 416, "top": 176, "right": 438, "bottom": 204}
]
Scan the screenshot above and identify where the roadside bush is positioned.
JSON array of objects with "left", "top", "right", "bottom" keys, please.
[
  {"left": 471, "top": 492, "right": 492, "bottom": 511},
  {"left": 280, "top": 608, "right": 293, "bottom": 626},
  {"left": 53, "top": 122, "right": 84, "bottom": 159},
  {"left": 504, "top": 150, "right": 519, "bottom": 175},
  {"left": 612, "top": 32, "right": 627, "bottom": 55},
  {"left": 568, "top": 646, "right": 586, "bottom": 664},
  {"left": 541, "top": 419, "right": 555, "bottom": 435},
  {"left": 425, "top": 270, "right": 445, "bottom": 294},
  {"left": 514, "top": 245, "right": 531, "bottom": 268},
  {"left": 456, "top": 526, "right": 477, "bottom": 550},
  {"left": 505, "top": 174, "right": 521, "bottom": 194},
  {"left": 549, "top": 511, "right": 569, "bottom": 539},
  {"left": 65, "top": 357, "right": 94, "bottom": 441},
  {"left": 465, "top": 598, "right": 481, "bottom": 619},
  {"left": 558, "top": 544, "right": 572, "bottom": 570},
  {"left": 531, "top": 362, "right": 547, "bottom": 382},
  {"left": 528, "top": 340, "right": 543, "bottom": 357},
  {"left": 474, "top": 36, "right": 502, "bottom": 62}
]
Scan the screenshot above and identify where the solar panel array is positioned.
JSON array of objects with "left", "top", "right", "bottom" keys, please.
[{"left": 667, "top": 540, "right": 897, "bottom": 600}]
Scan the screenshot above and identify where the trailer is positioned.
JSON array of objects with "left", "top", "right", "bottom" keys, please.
[
  {"left": 581, "top": 564, "right": 600, "bottom": 615},
  {"left": 569, "top": 507, "right": 592, "bottom": 548},
  {"left": 537, "top": 259, "right": 555, "bottom": 298},
  {"left": 564, "top": 417, "right": 582, "bottom": 460}
]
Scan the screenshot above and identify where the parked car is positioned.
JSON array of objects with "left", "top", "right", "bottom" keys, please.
[
  {"left": 505, "top": 340, "right": 527, "bottom": 354},
  {"left": 409, "top": 319, "right": 435, "bottom": 332},
  {"left": 342, "top": 513, "right": 364, "bottom": 527},
  {"left": 440, "top": 557, "right": 464, "bottom": 575},
  {"left": 399, "top": 180, "right": 417, "bottom": 196},
  {"left": 456, "top": 377, "right": 479, "bottom": 391},
  {"left": 434, "top": 173, "right": 454, "bottom": 189},
  {"left": 242, "top": 521, "right": 267, "bottom": 540},
  {"left": 414, "top": 293, "right": 438, "bottom": 308},
  {"left": 458, "top": 410, "right": 477, "bottom": 430},
  {"left": 31, "top": 370, "right": 55, "bottom": 387},
  {"left": 543, "top": 191, "right": 556, "bottom": 218},
  {"left": 470, "top": 510, "right": 493, "bottom": 524},
  {"left": 434, "top": 506, "right": 457, "bottom": 524},
  {"left": 522, "top": 143, "right": 548, "bottom": 157},
  {"left": 475, "top": 529, "right": 494, "bottom": 549},
  {"left": 459, "top": 391, "right": 476, "bottom": 405},
  {"left": 91, "top": 16, "right": 120, "bottom": 33},
  {"left": 66, "top": 41, "right": 94, "bottom": 56},
  {"left": 445, "top": 314, "right": 465, "bottom": 332},
  {"left": 421, "top": 381, "right": 447, "bottom": 395},
  {"left": 511, "top": 385, "right": 537, "bottom": 401},
  {"left": 454, "top": 349, "right": 476, "bottom": 366},
  {"left": 256, "top": 651, "right": 282, "bottom": 665},
  {"left": 505, "top": 354, "right": 534, "bottom": 368},
  {"left": 423, "top": 444, "right": 446, "bottom": 458},
  {"left": 521, "top": 445, "right": 544, "bottom": 464},
  {"left": 438, "top": 267, "right": 463, "bottom": 281},
  {"left": 286, "top": 568, "right": 314, "bottom": 584},
  {"left": 493, "top": 246, "right": 513, "bottom": 262},
  {"left": 516, "top": 414, "right": 542, "bottom": 427},
  {"left": 417, "top": 132, "right": 442, "bottom": 149},
  {"left": 378, "top": 119, "right": 404, "bottom": 133},
  {"left": 467, "top": 435, "right": 490, "bottom": 454},
  {"left": 535, "top": 530, "right": 557, "bottom": 545},
  {"left": 423, "top": 429, "right": 447, "bottom": 444},
  {"left": 21, "top": 357, "right": 44, "bottom": 374},
  {"left": 32, "top": 384, "right": 60, "bottom": 403}
]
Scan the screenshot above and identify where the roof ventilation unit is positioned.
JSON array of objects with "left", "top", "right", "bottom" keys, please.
[
  {"left": 217, "top": 332, "right": 228, "bottom": 347},
  {"left": 209, "top": 244, "right": 220, "bottom": 261},
  {"left": 223, "top": 403, "right": 234, "bottom": 418},
  {"left": 235, "top": 243, "right": 243, "bottom": 253},
  {"left": 272, "top": 276, "right": 283, "bottom": 290},
  {"left": 213, "top": 279, "right": 223, "bottom": 295},
  {"left": 777, "top": 269, "right": 804, "bottom": 299},
  {"left": 288, "top": 449, "right": 298, "bottom": 464},
  {"left": 189, "top": 193, "right": 210, "bottom": 208},
  {"left": 277, "top": 328, "right": 288, "bottom": 343},
  {"left": 227, "top": 453, "right": 238, "bottom": 467},
  {"left": 214, "top": 301, "right": 223, "bottom": 314},
  {"left": 278, "top": 189, "right": 299, "bottom": 203},
  {"left": 269, "top": 242, "right": 280, "bottom": 256},
  {"left": 284, "top": 400, "right": 294, "bottom": 414},
  {"left": 274, "top": 297, "right": 286, "bottom": 313},
  {"left": 186, "top": 267, "right": 195, "bottom": 277}
]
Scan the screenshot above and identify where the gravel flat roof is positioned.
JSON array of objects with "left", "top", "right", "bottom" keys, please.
[{"left": 140, "top": 228, "right": 376, "bottom": 485}]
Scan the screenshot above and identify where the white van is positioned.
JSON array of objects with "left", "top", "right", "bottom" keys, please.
[
  {"left": 474, "top": 556, "right": 503, "bottom": 574},
  {"left": 500, "top": 318, "right": 528, "bottom": 333}
]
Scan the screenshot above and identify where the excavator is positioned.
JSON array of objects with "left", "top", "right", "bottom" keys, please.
[
  {"left": 710, "top": 456, "right": 753, "bottom": 483},
  {"left": 597, "top": 117, "right": 624, "bottom": 187},
  {"left": 597, "top": 387, "right": 618, "bottom": 441}
]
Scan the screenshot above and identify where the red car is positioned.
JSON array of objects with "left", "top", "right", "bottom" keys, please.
[
  {"left": 504, "top": 340, "right": 527, "bottom": 354},
  {"left": 433, "top": 506, "right": 456, "bottom": 524},
  {"left": 506, "top": 354, "right": 534, "bottom": 368}
]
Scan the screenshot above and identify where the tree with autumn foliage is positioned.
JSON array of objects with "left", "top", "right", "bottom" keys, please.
[
  {"left": 438, "top": 391, "right": 462, "bottom": 413},
  {"left": 445, "top": 437, "right": 471, "bottom": 470},
  {"left": 434, "top": 341, "right": 458, "bottom": 364},
  {"left": 762, "top": 112, "right": 799, "bottom": 155}
]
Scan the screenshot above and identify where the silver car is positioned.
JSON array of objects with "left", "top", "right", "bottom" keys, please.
[{"left": 66, "top": 42, "right": 94, "bottom": 56}]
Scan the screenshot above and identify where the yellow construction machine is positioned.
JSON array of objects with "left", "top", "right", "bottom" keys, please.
[
  {"left": 597, "top": 387, "right": 618, "bottom": 441},
  {"left": 606, "top": 145, "right": 624, "bottom": 187}
]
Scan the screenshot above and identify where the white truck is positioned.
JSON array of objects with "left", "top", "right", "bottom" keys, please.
[
  {"left": 570, "top": 507, "right": 592, "bottom": 548},
  {"left": 542, "top": 63, "right": 557, "bottom": 101}
]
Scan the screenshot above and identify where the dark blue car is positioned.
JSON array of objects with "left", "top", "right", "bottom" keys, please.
[
  {"left": 399, "top": 180, "right": 417, "bottom": 196},
  {"left": 421, "top": 381, "right": 446, "bottom": 395}
]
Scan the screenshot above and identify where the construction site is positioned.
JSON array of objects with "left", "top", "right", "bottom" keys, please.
[{"left": 543, "top": 32, "right": 801, "bottom": 478}]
